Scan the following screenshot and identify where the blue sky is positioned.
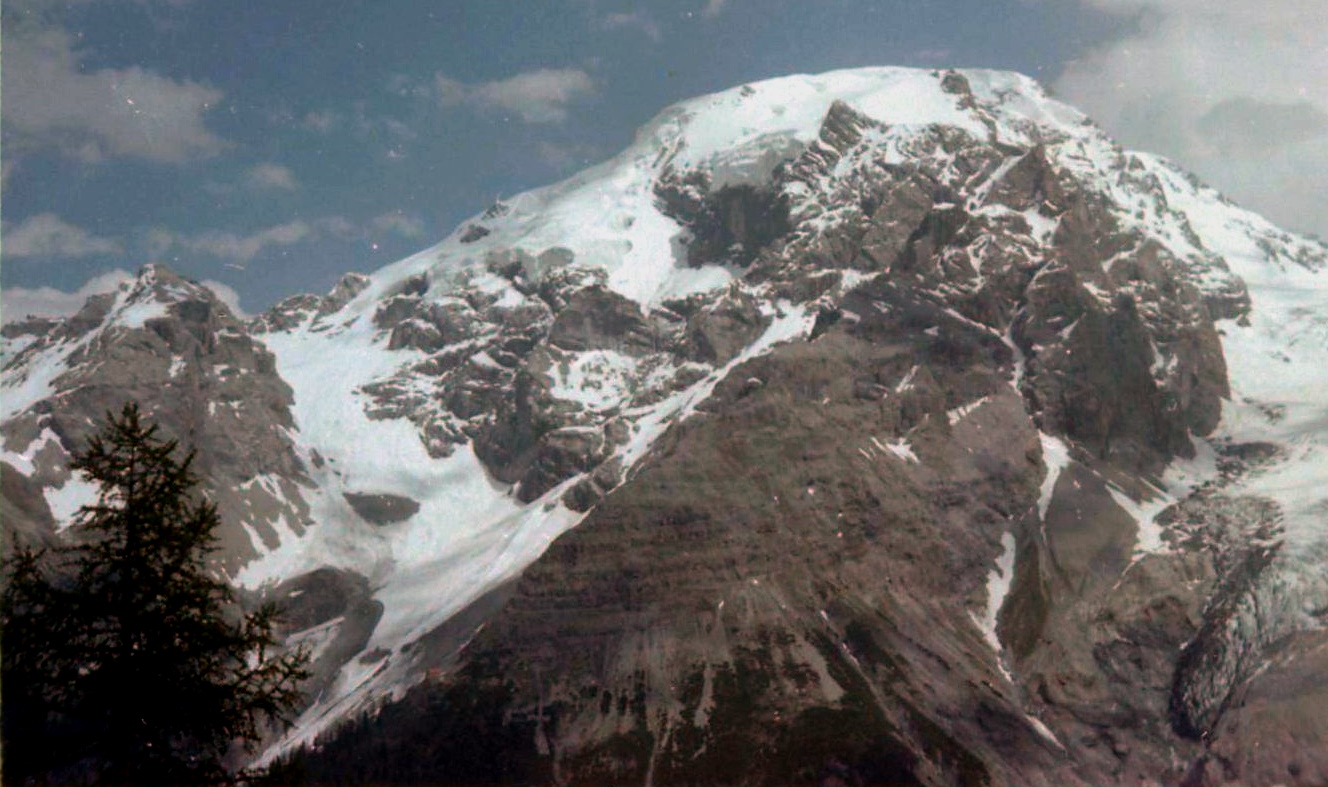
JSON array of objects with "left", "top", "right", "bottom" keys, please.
[{"left": 3, "top": 0, "right": 1324, "bottom": 318}]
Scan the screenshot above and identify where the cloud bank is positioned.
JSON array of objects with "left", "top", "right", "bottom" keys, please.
[
  {"left": 2, "top": 270, "right": 133, "bottom": 324},
  {"left": 435, "top": 68, "right": 597, "bottom": 124},
  {"left": 1055, "top": 0, "right": 1328, "bottom": 238},
  {"left": 244, "top": 163, "right": 300, "bottom": 191},
  {"left": 4, "top": 25, "right": 227, "bottom": 163},
  {"left": 144, "top": 212, "right": 427, "bottom": 268},
  {"left": 4, "top": 213, "right": 122, "bottom": 258}
]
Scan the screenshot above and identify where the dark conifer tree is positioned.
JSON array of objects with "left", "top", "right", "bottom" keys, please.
[{"left": 1, "top": 403, "right": 309, "bottom": 785}]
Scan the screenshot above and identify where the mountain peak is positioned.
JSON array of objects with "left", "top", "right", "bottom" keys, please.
[{"left": 8, "top": 67, "right": 1328, "bottom": 783}]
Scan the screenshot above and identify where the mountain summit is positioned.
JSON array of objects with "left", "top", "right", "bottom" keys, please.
[{"left": 6, "top": 66, "right": 1328, "bottom": 785}]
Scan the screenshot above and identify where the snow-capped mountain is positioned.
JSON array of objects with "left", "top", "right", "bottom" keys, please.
[{"left": 5, "top": 66, "right": 1328, "bottom": 785}]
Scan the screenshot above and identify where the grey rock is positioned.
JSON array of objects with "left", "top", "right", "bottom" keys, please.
[
  {"left": 547, "top": 286, "right": 656, "bottom": 355},
  {"left": 343, "top": 492, "right": 421, "bottom": 525},
  {"left": 458, "top": 224, "right": 491, "bottom": 243}
]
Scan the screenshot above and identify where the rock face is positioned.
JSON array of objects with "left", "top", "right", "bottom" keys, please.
[
  {"left": 342, "top": 492, "right": 420, "bottom": 525},
  {"left": 7, "top": 67, "right": 1328, "bottom": 785},
  {"left": 2, "top": 266, "right": 311, "bottom": 573}
]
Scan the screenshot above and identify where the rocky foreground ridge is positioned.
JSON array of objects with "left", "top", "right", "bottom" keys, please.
[{"left": 5, "top": 67, "right": 1328, "bottom": 785}]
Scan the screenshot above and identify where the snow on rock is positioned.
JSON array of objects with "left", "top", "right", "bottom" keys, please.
[
  {"left": 1137, "top": 150, "right": 1328, "bottom": 612},
  {"left": 972, "top": 530, "right": 1016, "bottom": 661},
  {"left": 946, "top": 395, "right": 991, "bottom": 426},
  {"left": 207, "top": 69, "right": 1328, "bottom": 754},
  {"left": 548, "top": 350, "right": 640, "bottom": 412},
  {"left": 1037, "top": 432, "right": 1071, "bottom": 523},
  {"left": 1107, "top": 438, "right": 1218, "bottom": 557}
]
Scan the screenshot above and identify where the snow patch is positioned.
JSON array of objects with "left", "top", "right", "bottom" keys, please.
[
  {"left": 1107, "top": 438, "right": 1216, "bottom": 557},
  {"left": 549, "top": 350, "right": 640, "bottom": 412},
  {"left": 946, "top": 395, "right": 990, "bottom": 426},
  {"left": 46, "top": 475, "right": 101, "bottom": 531},
  {"left": 1037, "top": 433, "right": 1071, "bottom": 523},
  {"left": 972, "top": 530, "right": 1016, "bottom": 661},
  {"left": 870, "top": 435, "right": 918, "bottom": 463}
]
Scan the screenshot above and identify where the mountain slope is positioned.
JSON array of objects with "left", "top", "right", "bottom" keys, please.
[{"left": 5, "top": 66, "right": 1328, "bottom": 785}]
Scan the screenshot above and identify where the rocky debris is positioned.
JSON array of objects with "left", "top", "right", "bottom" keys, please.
[
  {"left": 854, "top": 172, "right": 942, "bottom": 271},
  {"left": 1, "top": 316, "right": 61, "bottom": 344},
  {"left": 250, "top": 273, "right": 371, "bottom": 334},
  {"left": 356, "top": 285, "right": 557, "bottom": 459},
  {"left": 1170, "top": 542, "right": 1281, "bottom": 739},
  {"left": 342, "top": 492, "right": 421, "bottom": 525},
  {"left": 254, "top": 293, "right": 325, "bottom": 333},
  {"left": 376, "top": 296, "right": 479, "bottom": 352},
  {"left": 515, "top": 426, "right": 609, "bottom": 502},
  {"left": 483, "top": 246, "right": 580, "bottom": 294},
  {"left": 275, "top": 567, "right": 376, "bottom": 633},
  {"left": 305, "top": 281, "right": 1077, "bottom": 784},
  {"left": 561, "top": 457, "right": 624, "bottom": 512},
  {"left": 252, "top": 273, "right": 372, "bottom": 334},
  {"left": 797, "top": 100, "right": 885, "bottom": 176},
  {"left": 985, "top": 145, "right": 1070, "bottom": 213}
]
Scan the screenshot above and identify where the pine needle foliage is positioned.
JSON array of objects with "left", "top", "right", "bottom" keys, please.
[{"left": 1, "top": 403, "right": 309, "bottom": 786}]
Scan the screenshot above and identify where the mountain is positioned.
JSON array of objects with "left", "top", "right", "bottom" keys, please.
[{"left": 5, "top": 66, "right": 1328, "bottom": 785}]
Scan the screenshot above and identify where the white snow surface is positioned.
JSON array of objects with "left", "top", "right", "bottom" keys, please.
[{"left": 46, "top": 475, "right": 101, "bottom": 531}]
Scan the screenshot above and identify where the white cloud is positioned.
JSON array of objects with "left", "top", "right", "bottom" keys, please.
[
  {"left": 597, "top": 11, "right": 662, "bottom": 41},
  {"left": 700, "top": 0, "right": 727, "bottom": 18},
  {"left": 435, "top": 68, "right": 596, "bottom": 124},
  {"left": 302, "top": 110, "right": 340, "bottom": 133},
  {"left": 4, "top": 213, "right": 122, "bottom": 258},
  {"left": 535, "top": 140, "right": 601, "bottom": 171},
  {"left": 2, "top": 269, "right": 132, "bottom": 324},
  {"left": 1055, "top": 0, "right": 1328, "bottom": 237},
  {"left": 315, "top": 216, "right": 360, "bottom": 240},
  {"left": 199, "top": 279, "right": 249, "bottom": 319},
  {"left": 244, "top": 163, "right": 299, "bottom": 191},
  {"left": 149, "top": 221, "right": 312, "bottom": 266},
  {"left": 371, "top": 212, "right": 426, "bottom": 239},
  {"left": 4, "top": 24, "right": 227, "bottom": 163},
  {"left": 145, "top": 212, "right": 427, "bottom": 269}
]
